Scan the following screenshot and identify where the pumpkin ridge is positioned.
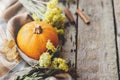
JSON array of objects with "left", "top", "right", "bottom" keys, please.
[{"left": 30, "top": 35, "right": 46, "bottom": 59}]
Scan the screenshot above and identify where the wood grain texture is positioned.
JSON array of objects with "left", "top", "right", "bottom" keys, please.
[
  {"left": 77, "top": 0, "right": 118, "bottom": 80},
  {"left": 59, "top": 2, "right": 77, "bottom": 64},
  {"left": 113, "top": 0, "right": 120, "bottom": 70}
]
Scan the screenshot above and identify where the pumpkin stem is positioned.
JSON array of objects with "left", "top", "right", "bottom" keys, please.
[{"left": 34, "top": 24, "right": 42, "bottom": 34}]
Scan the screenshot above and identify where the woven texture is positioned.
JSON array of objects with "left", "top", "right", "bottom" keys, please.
[{"left": 0, "top": 0, "right": 28, "bottom": 79}]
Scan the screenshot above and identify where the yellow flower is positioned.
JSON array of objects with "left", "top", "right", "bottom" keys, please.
[
  {"left": 32, "top": 13, "right": 40, "bottom": 21},
  {"left": 54, "top": 27, "right": 64, "bottom": 35},
  {"left": 46, "top": 40, "right": 56, "bottom": 52},
  {"left": 47, "top": 0, "right": 58, "bottom": 9},
  {"left": 39, "top": 52, "right": 52, "bottom": 67},
  {"left": 52, "top": 58, "right": 68, "bottom": 72}
]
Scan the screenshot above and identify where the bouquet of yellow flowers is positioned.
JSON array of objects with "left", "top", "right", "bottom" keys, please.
[{"left": 16, "top": 40, "right": 76, "bottom": 80}]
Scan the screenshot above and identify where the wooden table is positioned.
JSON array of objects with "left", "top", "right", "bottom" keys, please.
[
  {"left": 2, "top": 0, "right": 120, "bottom": 80},
  {"left": 61, "top": 0, "right": 120, "bottom": 80}
]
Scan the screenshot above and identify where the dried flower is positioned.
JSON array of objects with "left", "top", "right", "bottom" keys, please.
[
  {"left": 46, "top": 40, "right": 56, "bottom": 52},
  {"left": 39, "top": 52, "right": 52, "bottom": 67},
  {"left": 52, "top": 58, "right": 68, "bottom": 72}
]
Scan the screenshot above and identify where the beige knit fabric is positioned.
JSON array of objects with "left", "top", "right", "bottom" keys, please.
[{"left": 0, "top": 0, "right": 29, "bottom": 79}]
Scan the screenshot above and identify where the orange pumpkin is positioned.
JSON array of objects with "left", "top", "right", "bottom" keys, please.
[{"left": 17, "top": 21, "right": 59, "bottom": 60}]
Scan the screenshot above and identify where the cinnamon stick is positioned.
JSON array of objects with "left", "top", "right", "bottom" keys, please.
[
  {"left": 64, "top": 8, "right": 75, "bottom": 24},
  {"left": 76, "top": 9, "right": 90, "bottom": 24}
]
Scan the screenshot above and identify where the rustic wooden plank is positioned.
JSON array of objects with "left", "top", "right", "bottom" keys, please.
[
  {"left": 113, "top": 0, "right": 120, "bottom": 71},
  {"left": 77, "top": 0, "right": 118, "bottom": 80},
  {"left": 59, "top": 2, "right": 77, "bottom": 64}
]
